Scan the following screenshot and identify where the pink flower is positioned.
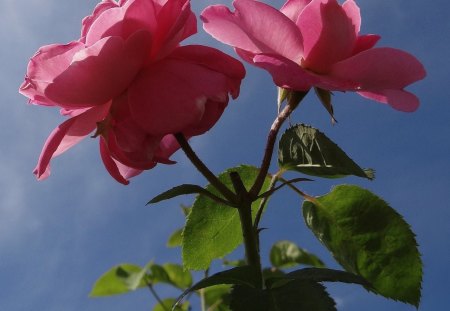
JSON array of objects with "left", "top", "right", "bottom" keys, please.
[
  {"left": 19, "top": 0, "right": 245, "bottom": 184},
  {"left": 201, "top": 0, "right": 425, "bottom": 112}
]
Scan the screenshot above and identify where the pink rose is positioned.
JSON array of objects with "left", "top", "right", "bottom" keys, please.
[
  {"left": 20, "top": 0, "right": 245, "bottom": 184},
  {"left": 201, "top": 0, "right": 425, "bottom": 112}
]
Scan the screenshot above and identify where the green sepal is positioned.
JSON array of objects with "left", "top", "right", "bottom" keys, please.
[
  {"left": 303, "top": 185, "right": 422, "bottom": 306},
  {"left": 314, "top": 87, "right": 336, "bottom": 123},
  {"left": 278, "top": 124, "right": 375, "bottom": 180}
]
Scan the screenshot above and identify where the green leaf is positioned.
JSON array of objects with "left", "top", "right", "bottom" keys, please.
[
  {"left": 90, "top": 264, "right": 148, "bottom": 297},
  {"left": 148, "top": 184, "right": 227, "bottom": 205},
  {"left": 266, "top": 267, "right": 370, "bottom": 289},
  {"left": 167, "top": 228, "right": 183, "bottom": 248},
  {"left": 182, "top": 165, "right": 270, "bottom": 270},
  {"left": 270, "top": 240, "right": 325, "bottom": 269},
  {"left": 203, "top": 285, "right": 232, "bottom": 311},
  {"left": 176, "top": 266, "right": 260, "bottom": 306},
  {"left": 230, "top": 280, "right": 336, "bottom": 311},
  {"left": 278, "top": 124, "right": 374, "bottom": 180},
  {"left": 153, "top": 298, "right": 189, "bottom": 311},
  {"left": 222, "top": 259, "right": 247, "bottom": 267},
  {"left": 162, "top": 263, "right": 193, "bottom": 290},
  {"left": 147, "top": 263, "right": 192, "bottom": 290},
  {"left": 303, "top": 185, "right": 422, "bottom": 306}
]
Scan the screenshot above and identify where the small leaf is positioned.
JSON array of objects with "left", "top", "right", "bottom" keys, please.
[
  {"left": 303, "top": 185, "right": 422, "bottom": 306},
  {"left": 278, "top": 124, "right": 374, "bottom": 180},
  {"left": 176, "top": 266, "right": 260, "bottom": 307},
  {"left": 223, "top": 259, "right": 247, "bottom": 267},
  {"left": 230, "top": 280, "right": 336, "bottom": 311},
  {"left": 153, "top": 298, "right": 189, "bottom": 311},
  {"left": 90, "top": 264, "right": 148, "bottom": 297},
  {"left": 162, "top": 263, "right": 193, "bottom": 290},
  {"left": 148, "top": 184, "right": 227, "bottom": 205},
  {"left": 203, "top": 285, "right": 232, "bottom": 311},
  {"left": 270, "top": 240, "right": 325, "bottom": 269},
  {"left": 167, "top": 228, "right": 183, "bottom": 248},
  {"left": 182, "top": 165, "right": 270, "bottom": 270}
]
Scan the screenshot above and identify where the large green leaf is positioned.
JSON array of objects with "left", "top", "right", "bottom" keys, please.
[
  {"left": 182, "top": 165, "right": 270, "bottom": 270},
  {"left": 230, "top": 280, "right": 336, "bottom": 311},
  {"left": 90, "top": 264, "right": 148, "bottom": 297},
  {"left": 270, "top": 240, "right": 325, "bottom": 269},
  {"left": 303, "top": 185, "right": 422, "bottom": 306},
  {"left": 278, "top": 124, "right": 374, "bottom": 179},
  {"left": 266, "top": 267, "right": 370, "bottom": 289}
]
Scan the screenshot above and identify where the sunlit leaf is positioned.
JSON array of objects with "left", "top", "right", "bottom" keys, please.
[
  {"left": 303, "top": 185, "right": 422, "bottom": 306},
  {"left": 270, "top": 240, "right": 325, "bottom": 269},
  {"left": 182, "top": 165, "right": 270, "bottom": 270},
  {"left": 90, "top": 264, "right": 148, "bottom": 297},
  {"left": 278, "top": 124, "right": 374, "bottom": 179},
  {"left": 162, "top": 263, "right": 192, "bottom": 290},
  {"left": 167, "top": 228, "right": 183, "bottom": 248}
]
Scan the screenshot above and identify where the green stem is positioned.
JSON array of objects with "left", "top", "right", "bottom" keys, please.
[
  {"left": 147, "top": 283, "right": 169, "bottom": 311},
  {"left": 230, "top": 172, "right": 263, "bottom": 289},
  {"left": 253, "top": 169, "right": 284, "bottom": 231},
  {"left": 175, "top": 133, "right": 237, "bottom": 204}
]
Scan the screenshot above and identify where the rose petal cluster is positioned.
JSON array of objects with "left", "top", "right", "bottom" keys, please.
[
  {"left": 20, "top": 0, "right": 245, "bottom": 184},
  {"left": 201, "top": 0, "right": 425, "bottom": 112}
]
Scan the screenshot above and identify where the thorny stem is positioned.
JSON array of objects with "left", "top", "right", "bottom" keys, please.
[
  {"left": 147, "top": 282, "right": 169, "bottom": 311},
  {"left": 249, "top": 97, "right": 305, "bottom": 199},
  {"left": 175, "top": 133, "right": 237, "bottom": 204}
]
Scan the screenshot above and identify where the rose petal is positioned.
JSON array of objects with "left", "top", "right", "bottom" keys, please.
[
  {"left": 45, "top": 30, "right": 152, "bottom": 108},
  {"left": 81, "top": 0, "right": 119, "bottom": 39},
  {"left": 252, "top": 53, "right": 317, "bottom": 90},
  {"left": 169, "top": 45, "right": 245, "bottom": 99},
  {"left": 330, "top": 47, "right": 426, "bottom": 89},
  {"left": 299, "top": 0, "right": 357, "bottom": 73},
  {"left": 151, "top": 0, "right": 197, "bottom": 60},
  {"left": 342, "top": 0, "right": 360, "bottom": 35},
  {"left": 34, "top": 103, "right": 110, "bottom": 180},
  {"left": 280, "top": 0, "right": 311, "bottom": 23},
  {"left": 358, "top": 89, "right": 420, "bottom": 112},
  {"left": 154, "top": 134, "right": 180, "bottom": 163},
  {"left": 99, "top": 137, "right": 143, "bottom": 185},
  {"left": 85, "top": 0, "right": 157, "bottom": 45},
  {"left": 19, "top": 41, "right": 85, "bottom": 106},
  {"left": 129, "top": 56, "right": 239, "bottom": 135},
  {"left": 352, "top": 34, "right": 380, "bottom": 55},
  {"left": 202, "top": 0, "right": 304, "bottom": 62}
]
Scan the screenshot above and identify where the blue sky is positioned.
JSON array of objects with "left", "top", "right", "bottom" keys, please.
[{"left": 1, "top": 0, "right": 449, "bottom": 310}]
